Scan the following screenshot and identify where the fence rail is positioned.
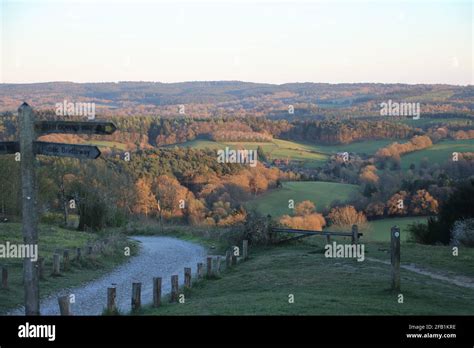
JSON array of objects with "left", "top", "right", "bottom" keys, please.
[{"left": 271, "top": 227, "right": 363, "bottom": 238}]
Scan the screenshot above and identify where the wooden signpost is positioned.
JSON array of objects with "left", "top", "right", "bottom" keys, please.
[{"left": 0, "top": 102, "right": 117, "bottom": 315}]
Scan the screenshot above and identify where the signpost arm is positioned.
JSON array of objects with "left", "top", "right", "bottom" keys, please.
[{"left": 18, "top": 103, "right": 40, "bottom": 315}]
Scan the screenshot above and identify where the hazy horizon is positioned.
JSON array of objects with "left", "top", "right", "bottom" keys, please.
[{"left": 0, "top": 80, "right": 471, "bottom": 86}]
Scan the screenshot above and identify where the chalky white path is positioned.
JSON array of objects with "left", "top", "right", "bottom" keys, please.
[{"left": 9, "top": 236, "right": 207, "bottom": 315}]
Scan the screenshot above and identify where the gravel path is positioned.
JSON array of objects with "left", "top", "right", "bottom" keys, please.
[{"left": 9, "top": 236, "right": 207, "bottom": 315}]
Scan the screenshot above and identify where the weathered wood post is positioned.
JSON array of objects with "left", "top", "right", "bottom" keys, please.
[
  {"left": 0, "top": 104, "right": 117, "bottom": 315},
  {"left": 19, "top": 103, "right": 39, "bottom": 315},
  {"left": 52, "top": 253, "right": 61, "bottom": 276},
  {"left": 58, "top": 295, "right": 71, "bottom": 315},
  {"left": 225, "top": 250, "right": 231, "bottom": 268},
  {"left": 107, "top": 287, "right": 117, "bottom": 313},
  {"left": 391, "top": 226, "right": 401, "bottom": 291},
  {"left": 242, "top": 240, "right": 248, "bottom": 260},
  {"left": 76, "top": 247, "right": 82, "bottom": 260},
  {"left": 231, "top": 249, "right": 237, "bottom": 266},
  {"left": 351, "top": 224, "right": 359, "bottom": 244},
  {"left": 184, "top": 267, "right": 192, "bottom": 288},
  {"left": 197, "top": 262, "right": 203, "bottom": 279},
  {"left": 1, "top": 266, "right": 8, "bottom": 289},
  {"left": 214, "top": 257, "right": 221, "bottom": 276},
  {"left": 131, "top": 282, "right": 141, "bottom": 311},
  {"left": 37, "top": 257, "right": 45, "bottom": 280},
  {"left": 170, "top": 275, "right": 179, "bottom": 302},
  {"left": 153, "top": 277, "right": 162, "bottom": 307},
  {"left": 206, "top": 257, "right": 213, "bottom": 277},
  {"left": 63, "top": 249, "right": 70, "bottom": 271}
]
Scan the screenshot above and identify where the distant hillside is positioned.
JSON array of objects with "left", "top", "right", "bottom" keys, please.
[{"left": 0, "top": 81, "right": 472, "bottom": 118}]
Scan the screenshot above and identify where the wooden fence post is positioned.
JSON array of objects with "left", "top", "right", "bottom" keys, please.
[
  {"left": 107, "top": 287, "right": 117, "bottom": 313},
  {"left": 153, "top": 277, "right": 162, "bottom": 307},
  {"left": 225, "top": 250, "right": 231, "bottom": 268},
  {"left": 351, "top": 224, "right": 359, "bottom": 244},
  {"left": 242, "top": 240, "right": 248, "bottom": 260},
  {"left": 58, "top": 295, "right": 71, "bottom": 315},
  {"left": 197, "top": 262, "right": 203, "bottom": 279},
  {"left": 131, "top": 282, "right": 141, "bottom": 311},
  {"left": 52, "top": 253, "right": 61, "bottom": 276},
  {"left": 231, "top": 250, "right": 237, "bottom": 266},
  {"left": 38, "top": 257, "right": 45, "bottom": 280},
  {"left": 170, "top": 275, "right": 179, "bottom": 302},
  {"left": 206, "top": 257, "right": 213, "bottom": 277},
  {"left": 19, "top": 103, "right": 39, "bottom": 315},
  {"left": 1, "top": 266, "right": 8, "bottom": 289},
  {"left": 391, "top": 226, "right": 401, "bottom": 291},
  {"left": 63, "top": 249, "right": 70, "bottom": 271},
  {"left": 214, "top": 257, "right": 221, "bottom": 276},
  {"left": 184, "top": 267, "right": 192, "bottom": 288}
]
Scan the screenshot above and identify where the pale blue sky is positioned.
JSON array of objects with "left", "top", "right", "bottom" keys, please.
[{"left": 1, "top": 0, "right": 472, "bottom": 84}]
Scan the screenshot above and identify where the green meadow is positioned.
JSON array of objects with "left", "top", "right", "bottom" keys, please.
[
  {"left": 400, "top": 139, "right": 474, "bottom": 169},
  {"left": 246, "top": 181, "right": 359, "bottom": 217}
]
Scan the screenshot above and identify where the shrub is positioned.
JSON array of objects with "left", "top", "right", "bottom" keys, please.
[{"left": 451, "top": 219, "right": 474, "bottom": 247}]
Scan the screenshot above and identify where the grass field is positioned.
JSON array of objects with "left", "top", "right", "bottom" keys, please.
[
  {"left": 400, "top": 139, "right": 474, "bottom": 170},
  {"left": 82, "top": 140, "right": 128, "bottom": 150},
  {"left": 0, "top": 223, "right": 137, "bottom": 313},
  {"left": 140, "top": 237, "right": 474, "bottom": 315},
  {"left": 174, "top": 137, "right": 400, "bottom": 168},
  {"left": 361, "top": 216, "right": 429, "bottom": 242},
  {"left": 173, "top": 138, "right": 329, "bottom": 167},
  {"left": 246, "top": 181, "right": 359, "bottom": 217}
]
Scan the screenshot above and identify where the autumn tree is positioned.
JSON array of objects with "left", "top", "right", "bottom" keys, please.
[
  {"left": 133, "top": 178, "right": 159, "bottom": 217},
  {"left": 279, "top": 200, "right": 326, "bottom": 230},
  {"left": 295, "top": 200, "right": 315, "bottom": 216},
  {"left": 359, "top": 165, "right": 379, "bottom": 184},
  {"left": 409, "top": 189, "right": 439, "bottom": 215},
  {"left": 386, "top": 191, "right": 409, "bottom": 216},
  {"left": 327, "top": 205, "right": 367, "bottom": 228}
]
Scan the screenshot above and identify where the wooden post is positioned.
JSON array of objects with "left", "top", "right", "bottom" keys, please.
[
  {"left": 225, "top": 250, "right": 231, "bottom": 268},
  {"left": 214, "top": 256, "right": 221, "bottom": 276},
  {"left": 52, "top": 253, "right": 61, "bottom": 276},
  {"left": 63, "top": 249, "right": 70, "bottom": 271},
  {"left": 19, "top": 103, "right": 39, "bottom": 315},
  {"left": 153, "top": 277, "right": 161, "bottom": 307},
  {"left": 76, "top": 247, "right": 82, "bottom": 260},
  {"left": 391, "top": 226, "right": 401, "bottom": 291},
  {"left": 242, "top": 240, "right": 248, "bottom": 260},
  {"left": 184, "top": 267, "right": 192, "bottom": 288},
  {"left": 206, "top": 257, "right": 213, "bottom": 277},
  {"left": 87, "top": 245, "right": 93, "bottom": 255},
  {"left": 231, "top": 251, "right": 237, "bottom": 266},
  {"left": 170, "top": 275, "right": 178, "bottom": 302},
  {"left": 131, "top": 282, "right": 141, "bottom": 311},
  {"left": 351, "top": 224, "right": 359, "bottom": 244},
  {"left": 326, "top": 234, "right": 331, "bottom": 244},
  {"left": 197, "top": 262, "right": 203, "bottom": 279},
  {"left": 107, "top": 287, "right": 117, "bottom": 313},
  {"left": 1, "top": 266, "right": 8, "bottom": 289},
  {"left": 37, "top": 257, "right": 45, "bottom": 280},
  {"left": 58, "top": 295, "right": 71, "bottom": 315}
]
